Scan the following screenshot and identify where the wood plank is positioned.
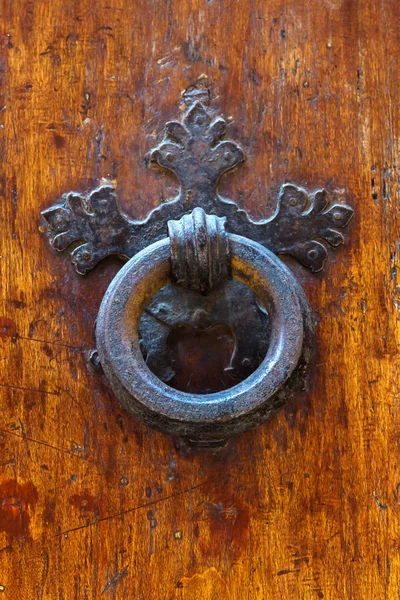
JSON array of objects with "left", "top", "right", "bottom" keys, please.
[{"left": 0, "top": 0, "right": 399, "bottom": 597}]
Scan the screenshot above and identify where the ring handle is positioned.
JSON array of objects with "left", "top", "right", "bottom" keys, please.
[{"left": 96, "top": 211, "right": 314, "bottom": 444}]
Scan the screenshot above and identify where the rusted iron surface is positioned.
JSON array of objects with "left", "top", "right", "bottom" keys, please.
[
  {"left": 96, "top": 232, "right": 314, "bottom": 443},
  {"left": 168, "top": 207, "right": 231, "bottom": 294},
  {"left": 139, "top": 279, "right": 270, "bottom": 393},
  {"left": 40, "top": 89, "right": 354, "bottom": 275},
  {"left": 39, "top": 88, "right": 355, "bottom": 442}
]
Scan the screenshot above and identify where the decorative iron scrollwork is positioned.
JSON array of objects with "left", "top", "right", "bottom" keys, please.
[
  {"left": 39, "top": 87, "right": 355, "bottom": 445},
  {"left": 41, "top": 88, "right": 354, "bottom": 275}
]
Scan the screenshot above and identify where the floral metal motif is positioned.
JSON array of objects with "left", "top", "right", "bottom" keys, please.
[{"left": 40, "top": 90, "right": 354, "bottom": 274}]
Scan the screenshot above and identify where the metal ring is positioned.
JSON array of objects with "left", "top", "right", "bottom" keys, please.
[{"left": 96, "top": 234, "right": 313, "bottom": 441}]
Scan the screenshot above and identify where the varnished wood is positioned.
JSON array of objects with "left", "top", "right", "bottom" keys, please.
[{"left": 0, "top": 0, "right": 399, "bottom": 597}]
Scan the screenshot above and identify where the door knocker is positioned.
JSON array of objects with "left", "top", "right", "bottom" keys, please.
[{"left": 40, "top": 86, "right": 354, "bottom": 446}]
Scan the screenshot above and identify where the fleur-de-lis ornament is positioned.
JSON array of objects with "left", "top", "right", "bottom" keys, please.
[{"left": 41, "top": 88, "right": 354, "bottom": 275}]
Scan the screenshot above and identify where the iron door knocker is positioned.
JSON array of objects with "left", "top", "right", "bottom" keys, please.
[{"left": 40, "top": 86, "right": 354, "bottom": 446}]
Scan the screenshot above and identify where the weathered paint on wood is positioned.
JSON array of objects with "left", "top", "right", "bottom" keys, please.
[{"left": 0, "top": 0, "right": 399, "bottom": 597}]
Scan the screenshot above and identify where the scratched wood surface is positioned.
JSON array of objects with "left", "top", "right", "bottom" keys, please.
[{"left": 0, "top": 0, "right": 399, "bottom": 598}]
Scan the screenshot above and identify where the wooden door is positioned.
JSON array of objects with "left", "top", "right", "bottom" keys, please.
[{"left": 0, "top": 0, "right": 399, "bottom": 598}]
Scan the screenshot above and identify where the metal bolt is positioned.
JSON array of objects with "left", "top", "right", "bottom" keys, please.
[
  {"left": 174, "top": 530, "right": 182, "bottom": 540},
  {"left": 89, "top": 350, "right": 101, "bottom": 369}
]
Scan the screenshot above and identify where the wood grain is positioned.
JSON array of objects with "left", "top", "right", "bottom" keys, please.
[{"left": 0, "top": 0, "right": 399, "bottom": 597}]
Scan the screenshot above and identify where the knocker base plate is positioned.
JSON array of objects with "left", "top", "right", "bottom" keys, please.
[{"left": 39, "top": 84, "right": 354, "bottom": 443}]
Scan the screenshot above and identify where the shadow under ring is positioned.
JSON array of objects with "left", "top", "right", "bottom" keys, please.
[{"left": 96, "top": 234, "right": 314, "bottom": 442}]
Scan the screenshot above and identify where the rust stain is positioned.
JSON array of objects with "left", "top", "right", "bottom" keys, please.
[
  {"left": 167, "top": 324, "right": 236, "bottom": 393},
  {"left": 273, "top": 425, "right": 288, "bottom": 453},
  {"left": 0, "top": 479, "right": 38, "bottom": 539},
  {"left": 42, "top": 498, "right": 56, "bottom": 526},
  {"left": 53, "top": 133, "right": 66, "bottom": 149},
  {"left": 69, "top": 490, "right": 101, "bottom": 517},
  {"left": 41, "top": 344, "right": 54, "bottom": 358},
  {"left": 0, "top": 318, "right": 17, "bottom": 339},
  {"left": 206, "top": 496, "right": 250, "bottom": 560}
]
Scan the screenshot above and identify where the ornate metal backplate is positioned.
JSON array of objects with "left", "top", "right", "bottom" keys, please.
[{"left": 40, "top": 86, "right": 354, "bottom": 393}]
